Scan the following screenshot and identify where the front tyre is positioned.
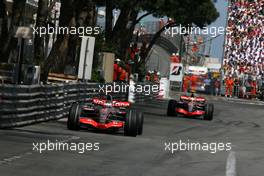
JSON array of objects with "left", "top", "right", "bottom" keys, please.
[
  {"left": 137, "top": 112, "right": 144, "bottom": 135},
  {"left": 167, "top": 100, "right": 177, "bottom": 116},
  {"left": 124, "top": 110, "right": 138, "bottom": 137},
  {"left": 204, "top": 104, "right": 214, "bottom": 121},
  {"left": 67, "top": 103, "right": 80, "bottom": 130}
]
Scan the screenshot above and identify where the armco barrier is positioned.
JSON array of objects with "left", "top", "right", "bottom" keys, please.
[
  {"left": 0, "top": 63, "right": 17, "bottom": 84},
  {"left": 0, "top": 82, "right": 159, "bottom": 128}
]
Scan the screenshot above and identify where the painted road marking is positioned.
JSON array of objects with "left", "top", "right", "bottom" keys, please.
[
  {"left": 226, "top": 151, "right": 237, "bottom": 176},
  {"left": 0, "top": 152, "right": 32, "bottom": 165},
  {"left": 0, "top": 136, "right": 80, "bottom": 165}
]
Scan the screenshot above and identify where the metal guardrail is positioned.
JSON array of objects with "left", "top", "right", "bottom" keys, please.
[
  {"left": 0, "top": 63, "right": 17, "bottom": 84},
  {"left": 0, "top": 82, "right": 159, "bottom": 128}
]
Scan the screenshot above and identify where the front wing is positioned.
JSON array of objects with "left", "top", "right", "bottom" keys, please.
[
  {"left": 176, "top": 108, "right": 205, "bottom": 116},
  {"left": 79, "top": 118, "right": 124, "bottom": 129}
]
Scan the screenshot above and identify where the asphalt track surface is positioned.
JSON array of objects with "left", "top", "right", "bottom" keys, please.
[{"left": 1, "top": 99, "right": 264, "bottom": 176}]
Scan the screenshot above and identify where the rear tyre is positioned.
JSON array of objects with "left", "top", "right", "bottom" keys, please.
[
  {"left": 67, "top": 103, "right": 80, "bottom": 130},
  {"left": 124, "top": 110, "right": 138, "bottom": 137},
  {"left": 204, "top": 104, "right": 214, "bottom": 121},
  {"left": 167, "top": 100, "right": 177, "bottom": 116},
  {"left": 137, "top": 112, "right": 144, "bottom": 135}
]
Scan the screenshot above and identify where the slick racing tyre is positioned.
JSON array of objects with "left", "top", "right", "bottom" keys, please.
[
  {"left": 67, "top": 103, "right": 80, "bottom": 130},
  {"left": 124, "top": 110, "right": 138, "bottom": 137},
  {"left": 204, "top": 104, "right": 214, "bottom": 121},
  {"left": 137, "top": 112, "right": 144, "bottom": 135},
  {"left": 167, "top": 100, "right": 177, "bottom": 116}
]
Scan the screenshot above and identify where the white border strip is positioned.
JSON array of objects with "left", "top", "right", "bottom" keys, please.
[{"left": 226, "top": 151, "right": 237, "bottom": 176}]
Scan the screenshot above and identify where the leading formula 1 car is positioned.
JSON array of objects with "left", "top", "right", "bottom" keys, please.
[
  {"left": 67, "top": 95, "right": 144, "bottom": 137},
  {"left": 167, "top": 93, "right": 214, "bottom": 120}
]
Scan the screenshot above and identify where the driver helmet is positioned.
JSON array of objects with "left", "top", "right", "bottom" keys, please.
[{"left": 106, "top": 94, "right": 113, "bottom": 102}]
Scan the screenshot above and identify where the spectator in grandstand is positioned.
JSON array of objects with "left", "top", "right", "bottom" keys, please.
[
  {"left": 251, "top": 79, "right": 257, "bottom": 97},
  {"left": 153, "top": 71, "right": 160, "bottom": 83},
  {"left": 170, "top": 53, "right": 180, "bottom": 63},
  {"left": 214, "top": 78, "right": 221, "bottom": 96},
  {"left": 257, "top": 74, "right": 263, "bottom": 91},
  {"left": 119, "top": 69, "right": 127, "bottom": 83},
  {"left": 225, "top": 75, "right": 234, "bottom": 97},
  {"left": 233, "top": 77, "right": 240, "bottom": 97},
  {"left": 204, "top": 76, "right": 211, "bottom": 94},
  {"left": 210, "top": 78, "right": 216, "bottom": 95},
  {"left": 183, "top": 75, "right": 190, "bottom": 93},
  {"left": 145, "top": 71, "right": 151, "bottom": 81},
  {"left": 190, "top": 75, "right": 198, "bottom": 92},
  {"left": 113, "top": 60, "right": 119, "bottom": 82}
]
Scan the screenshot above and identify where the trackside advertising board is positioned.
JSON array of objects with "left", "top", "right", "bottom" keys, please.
[
  {"left": 78, "top": 36, "right": 95, "bottom": 80},
  {"left": 186, "top": 66, "right": 208, "bottom": 75},
  {"left": 169, "top": 63, "right": 183, "bottom": 82},
  {"left": 158, "top": 77, "right": 170, "bottom": 99}
]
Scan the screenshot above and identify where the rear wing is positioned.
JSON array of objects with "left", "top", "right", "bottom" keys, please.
[
  {"left": 180, "top": 95, "right": 206, "bottom": 102},
  {"left": 92, "top": 98, "right": 130, "bottom": 107}
]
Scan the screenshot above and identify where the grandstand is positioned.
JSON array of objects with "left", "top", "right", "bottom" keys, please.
[
  {"left": 223, "top": 0, "right": 264, "bottom": 96},
  {"left": 223, "top": 0, "right": 263, "bottom": 78}
]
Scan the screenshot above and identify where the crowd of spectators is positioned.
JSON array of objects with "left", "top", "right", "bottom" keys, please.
[{"left": 223, "top": 0, "right": 264, "bottom": 98}]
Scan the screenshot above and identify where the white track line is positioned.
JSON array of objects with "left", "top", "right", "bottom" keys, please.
[
  {"left": 226, "top": 151, "right": 237, "bottom": 176},
  {"left": 0, "top": 136, "right": 80, "bottom": 165}
]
